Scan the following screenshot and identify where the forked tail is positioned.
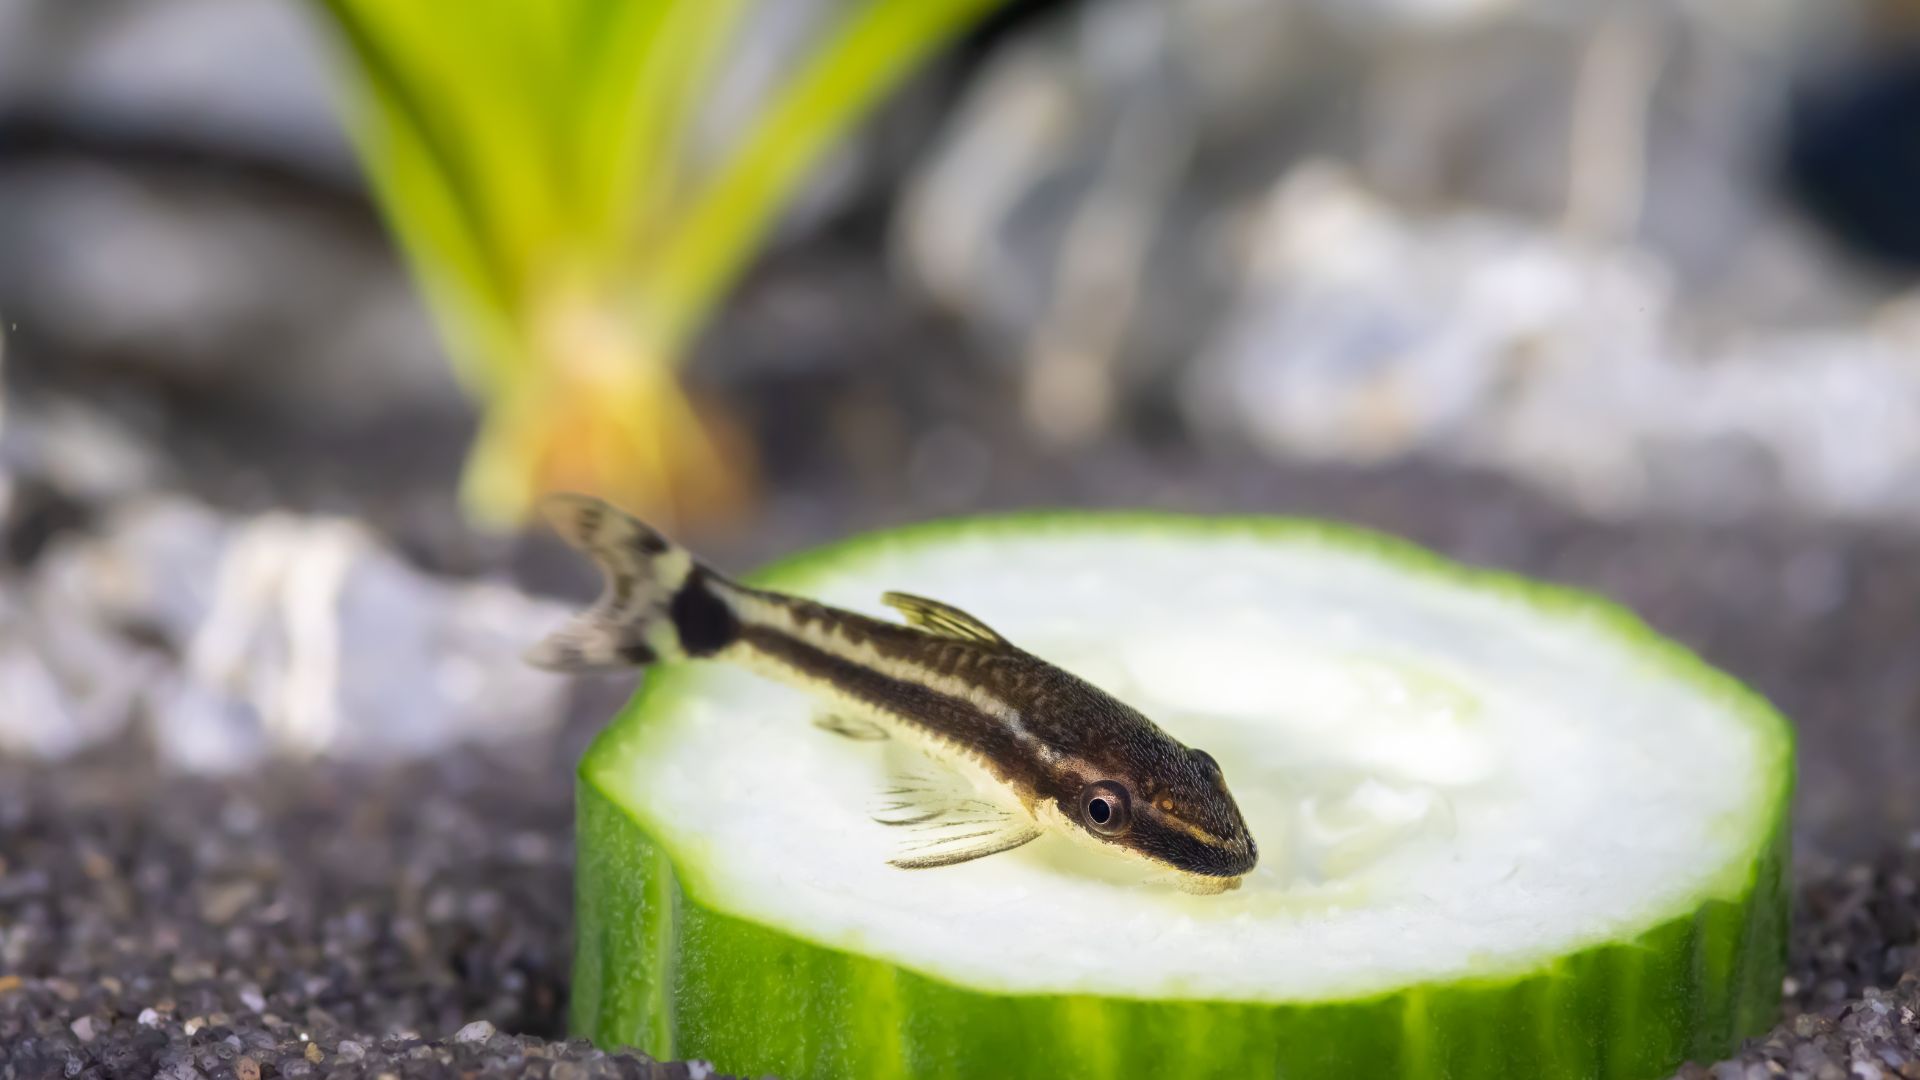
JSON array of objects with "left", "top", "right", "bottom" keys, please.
[{"left": 525, "top": 494, "right": 741, "bottom": 671}]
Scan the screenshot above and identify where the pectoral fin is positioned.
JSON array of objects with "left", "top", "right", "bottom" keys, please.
[
  {"left": 889, "top": 818, "right": 1042, "bottom": 869},
  {"left": 813, "top": 712, "right": 889, "bottom": 741},
  {"left": 881, "top": 592, "right": 1008, "bottom": 645},
  {"left": 873, "top": 767, "right": 1040, "bottom": 869}
]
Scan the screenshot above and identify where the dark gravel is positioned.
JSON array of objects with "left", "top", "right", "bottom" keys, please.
[
  {"left": 4, "top": 465, "right": 1920, "bottom": 1079},
  {"left": 0, "top": 703, "right": 737, "bottom": 1080}
]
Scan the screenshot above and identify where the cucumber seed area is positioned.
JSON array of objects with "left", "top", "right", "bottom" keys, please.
[{"left": 592, "top": 524, "right": 1786, "bottom": 1002}]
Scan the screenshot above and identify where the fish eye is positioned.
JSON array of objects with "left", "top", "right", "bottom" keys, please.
[{"left": 1079, "top": 780, "right": 1132, "bottom": 837}]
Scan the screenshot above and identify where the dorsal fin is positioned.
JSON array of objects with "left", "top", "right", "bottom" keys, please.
[{"left": 881, "top": 592, "right": 1008, "bottom": 645}]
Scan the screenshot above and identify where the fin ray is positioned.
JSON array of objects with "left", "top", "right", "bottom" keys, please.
[
  {"left": 889, "top": 820, "right": 1041, "bottom": 869},
  {"left": 881, "top": 592, "right": 1008, "bottom": 645},
  {"left": 523, "top": 617, "right": 651, "bottom": 671},
  {"left": 868, "top": 757, "right": 1039, "bottom": 868}
]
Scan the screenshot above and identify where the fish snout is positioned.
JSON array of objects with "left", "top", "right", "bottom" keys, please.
[
  {"left": 1183, "top": 829, "right": 1257, "bottom": 879},
  {"left": 1223, "top": 833, "right": 1259, "bottom": 876}
]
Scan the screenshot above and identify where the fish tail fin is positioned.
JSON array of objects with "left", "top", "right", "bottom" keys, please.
[{"left": 525, "top": 494, "right": 741, "bottom": 672}]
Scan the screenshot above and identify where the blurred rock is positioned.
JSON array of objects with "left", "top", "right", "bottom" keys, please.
[
  {"left": 901, "top": 0, "right": 1920, "bottom": 524},
  {"left": 1, "top": 496, "right": 574, "bottom": 771},
  {"left": 905, "top": 0, "right": 1856, "bottom": 343},
  {"left": 0, "top": 0, "right": 439, "bottom": 439},
  {"left": 0, "top": 585, "right": 148, "bottom": 760},
  {"left": 1191, "top": 163, "right": 1920, "bottom": 524},
  {"left": 0, "top": 0, "right": 355, "bottom": 179},
  {"left": 0, "top": 386, "right": 167, "bottom": 510},
  {"left": 0, "top": 157, "right": 456, "bottom": 425}
]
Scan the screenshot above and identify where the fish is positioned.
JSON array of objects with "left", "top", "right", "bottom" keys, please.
[{"left": 526, "top": 493, "right": 1258, "bottom": 893}]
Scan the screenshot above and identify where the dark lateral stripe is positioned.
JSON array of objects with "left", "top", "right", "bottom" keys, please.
[
  {"left": 737, "top": 626, "right": 1033, "bottom": 788},
  {"left": 671, "top": 568, "right": 739, "bottom": 657}
]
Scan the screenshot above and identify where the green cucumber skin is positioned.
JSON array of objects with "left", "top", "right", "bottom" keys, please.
[
  {"left": 572, "top": 778, "right": 1788, "bottom": 1080},
  {"left": 570, "top": 512, "right": 1795, "bottom": 1079}
]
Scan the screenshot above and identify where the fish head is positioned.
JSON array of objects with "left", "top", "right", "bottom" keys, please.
[{"left": 1054, "top": 739, "right": 1258, "bottom": 884}]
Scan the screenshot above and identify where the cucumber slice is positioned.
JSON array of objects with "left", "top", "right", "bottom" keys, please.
[{"left": 572, "top": 513, "right": 1792, "bottom": 1080}]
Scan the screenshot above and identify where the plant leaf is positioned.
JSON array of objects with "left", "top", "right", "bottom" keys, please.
[{"left": 643, "top": 0, "right": 1008, "bottom": 351}]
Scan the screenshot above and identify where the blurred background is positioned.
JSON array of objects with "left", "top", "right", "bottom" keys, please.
[{"left": 3, "top": 0, "right": 1920, "bottom": 1075}]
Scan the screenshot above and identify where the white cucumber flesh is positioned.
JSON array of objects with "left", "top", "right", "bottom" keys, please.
[{"left": 573, "top": 513, "right": 1793, "bottom": 1080}]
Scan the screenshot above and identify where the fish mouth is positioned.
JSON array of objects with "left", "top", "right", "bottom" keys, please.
[
  {"left": 1174, "top": 870, "right": 1245, "bottom": 895},
  {"left": 1166, "top": 836, "right": 1258, "bottom": 880}
]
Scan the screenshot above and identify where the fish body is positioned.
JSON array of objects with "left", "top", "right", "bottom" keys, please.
[{"left": 529, "top": 495, "right": 1257, "bottom": 891}]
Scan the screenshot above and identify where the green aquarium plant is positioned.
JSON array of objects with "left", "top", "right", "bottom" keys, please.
[
  {"left": 565, "top": 511, "right": 1792, "bottom": 1079},
  {"left": 308, "top": 0, "right": 1003, "bottom": 527}
]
